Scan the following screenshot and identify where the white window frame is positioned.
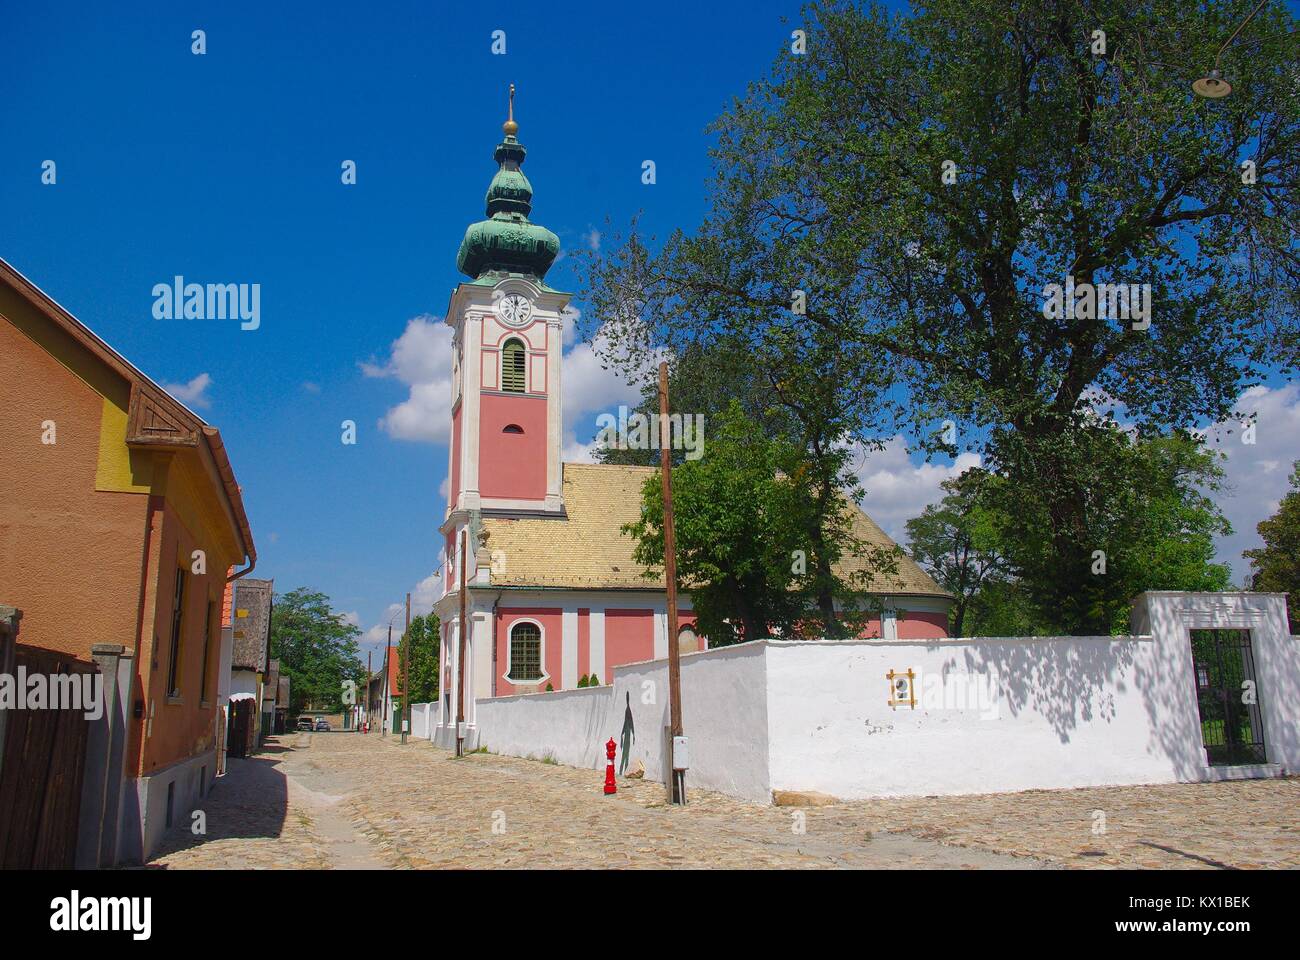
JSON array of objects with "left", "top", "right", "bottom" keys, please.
[
  {"left": 500, "top": 337, "right": 528, "bottom": 394},
  {"left": 503, "top": 617, "right": 549, "bottom": 686}
]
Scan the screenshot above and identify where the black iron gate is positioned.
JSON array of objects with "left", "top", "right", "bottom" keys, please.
[{"left": 1189, "top": 629, "right": 1268, "bottom": 766}]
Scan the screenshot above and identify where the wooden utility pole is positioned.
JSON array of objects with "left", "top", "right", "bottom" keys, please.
[
  {"left": 456, "top": 528, "right": 469, "bottom": 757},
  {"left": 659, "top": 360, "right": 685, "bottom": 804},
  {"left": 365, "top": 650, "right": 371, "bottom": 733},
  {"left": 400, "top": 592, "right": 411, "bottom": 743},
  {"left": 380, "top": 630, "right": 390, "bottom": 738}
]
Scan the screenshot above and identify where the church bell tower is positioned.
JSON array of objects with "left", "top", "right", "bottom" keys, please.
[{"left": 444, "top": 85, "right": 569, "bottom": 521}]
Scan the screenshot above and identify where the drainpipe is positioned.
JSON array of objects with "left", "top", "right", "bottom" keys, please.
[
  {"left": 218, "top": 556, "right": 256, "bottom": 775},
  {"left": 227, "top": 558, "right": 256, "bottom": 584},
  {"left": 490, "top": 591, "right": 502, "bottom": 698}
]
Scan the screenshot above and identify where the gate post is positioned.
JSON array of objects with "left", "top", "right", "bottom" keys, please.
[
  {"left": 0, "top": 605, "right": 20, "bottom": 782},
  {"left": 1131, "top": 591, "right": 1300, "bottom": 780},
  {"left": 76, "top": 644, "right": 134, "bottom": 868}
]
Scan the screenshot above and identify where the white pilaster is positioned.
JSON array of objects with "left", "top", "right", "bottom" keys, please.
[
  {"left": 546, "top": 315, "right": 563, "bottom": 508},
  {"left": 590, "top": 609, "right": 605, "bottom": 684},
  {"left": 561, "top": 607, "right": 578, "bottom": 689},
  {"left": 472, "top": 612, "right": 492, "bottom": 724},
  {"left": 653, "top": 609, "right": 668, "bottom": 660},
  {"left": 461, "top": 313, "right": 483, "bottom": 509}
]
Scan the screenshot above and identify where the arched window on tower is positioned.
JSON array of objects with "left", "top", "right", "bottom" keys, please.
[
  {"left": 502, "top": 424, "right": 524, "bottom": 434},
  {"left": 501, "top": 338, "right": 526, "bottom": 393},
  {"left": 508, "top": 622, "right": 542, "bottom": 682}
]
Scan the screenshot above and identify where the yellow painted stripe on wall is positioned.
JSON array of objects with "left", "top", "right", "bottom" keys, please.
[{"left": 95, "top": 396, "right": 151, "bottom": 493}]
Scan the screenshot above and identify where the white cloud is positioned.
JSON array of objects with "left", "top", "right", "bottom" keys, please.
[
  {"left": 301, "top": 381, "right": 321, "bottom": 394},
  {"left": 161, "top": 372, "right": 212, "bottom": 410},
  {"left": 583, "top": 227, "right": 601, "bottom": 252},
  {"left": 364, "top": 315, "right": 454, "bottom": 444},
  {"left": 562, "top": 332, "right": 642, "bottom": 440},
  {"left": 367, "top": 311, "right": 641, "bottom": 450},
  {"left": 340, "top": 610, "right": 362, "bottom": 628},
  {"left": 854, "top": 437, "right": 983, "bottom": 545},
  {"left": 1204, "top": 383, "right": 1300, "bottom": 584},
  {"left": 561, "top": 431, "right": 599, "bottom": 464},
  {"left": 377, "top": 380, "right": 454, "bottom": 444},
  {"left": 848, "top": 385, "right": 1300, "bottom": 582},
  {"left": 357, "top": 570, "right": 450, "bottom": 659}
]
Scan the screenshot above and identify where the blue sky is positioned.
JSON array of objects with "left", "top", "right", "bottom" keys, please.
[{"left": 3, "top": 1, "right": 1296, "bottom": 653}]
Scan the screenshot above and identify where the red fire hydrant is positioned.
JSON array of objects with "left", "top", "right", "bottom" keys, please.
[{"left": 603, "top": 737, "right": 617, "bottom": 795}]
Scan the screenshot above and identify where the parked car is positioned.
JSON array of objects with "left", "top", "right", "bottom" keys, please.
[
  {"left": 314, "top": 719, "right": 331, "bottom": 732},
  {"left": 296, "top": 717, "right": 314, "bottom": 731}
]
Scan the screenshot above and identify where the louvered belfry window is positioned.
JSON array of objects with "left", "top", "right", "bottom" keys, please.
[
  {"left": 509, "top": 622, "right": 542, "bottom": 681},
  {"left": 502, "top": 339, "right": 526, "bottom": 393}
]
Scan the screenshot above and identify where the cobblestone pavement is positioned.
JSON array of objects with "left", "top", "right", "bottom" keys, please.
[{"left": 146, "top": 732, "right": 1300, "bottom": 869}]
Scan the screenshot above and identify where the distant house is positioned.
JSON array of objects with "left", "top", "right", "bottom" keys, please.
[
  {"left": 362, "top": 646, "right": 401, "bottom": 733},
  {"left": 229, "top": 577, "right": 274, "bottom": 747},
  {"left": 263, "top": 658, "right": 281, "bottom": 738},
  {"left": 0, "top": 256, "right": 256, "bottom": 864},
  {"left": 276, "top": 676, "right": 290, "bottom": 733}
]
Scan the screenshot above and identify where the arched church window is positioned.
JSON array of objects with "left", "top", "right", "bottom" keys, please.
[
  {"left": 508, "top": 622, "right": 542, "bottom": 681},
  {"left": 502, "top": 424, "right": 524, "bottom": 434},
  {"left": 501, "top": 338, "right": 526, "bottom": 393}
]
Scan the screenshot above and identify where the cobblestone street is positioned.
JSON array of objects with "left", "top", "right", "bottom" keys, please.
[{"left": 146, "top": 731, "right": 1300, "bottom": 869}]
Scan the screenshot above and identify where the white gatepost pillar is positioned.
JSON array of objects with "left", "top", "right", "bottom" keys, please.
[{"left": 1131, "top": 591, "right": 1300, "bottom": 780}]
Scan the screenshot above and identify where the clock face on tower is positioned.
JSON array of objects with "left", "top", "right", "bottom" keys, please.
[{"left": 496, "top": 293, "right": 533, "bottom": 328}]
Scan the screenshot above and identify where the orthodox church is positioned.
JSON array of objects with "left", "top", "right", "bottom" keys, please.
[{"left": 431, "top": 93, "right": 950, "bottom": 746}]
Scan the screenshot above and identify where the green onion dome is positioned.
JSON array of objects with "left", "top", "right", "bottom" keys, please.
[{"left": 456, "top": 116, "right": 559, "bottom": 282}]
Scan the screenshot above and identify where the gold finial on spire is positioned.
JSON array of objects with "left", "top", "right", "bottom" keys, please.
[{"left": 503, "top": 83, "right": 518, "bottom": 137}]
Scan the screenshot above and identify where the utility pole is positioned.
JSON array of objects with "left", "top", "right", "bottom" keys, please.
[
  {"left": 380, "top": 629, "right": 390, "bottom": 738},
  {"left": 365, "top": 649, "right": 371, "bottom": 733},
  {"left": 659, "top": 360, "right": 686, "bottom": 804},
  {"left": 400, "top": 593, "right": 411, "bottom": 743},
  {"left": 456, "top": 528, "right": 468, "bottom": 757}
]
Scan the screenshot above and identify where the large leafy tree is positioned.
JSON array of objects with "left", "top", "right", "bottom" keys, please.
[
  {"left": 397, "top": 613, "right": 441, "bottom": 704},
  {"left": 1244, "top": 461, "right": 1300, "bottom": 630},
  {"left": 579, "top": 0, "right": 1298, "bottom": 634},
  {"left": 625, "top": 402, "right": 898, "bottom": 642},
  {"left": 269, "top": 588, "right": 366, "bottom": 714},
  {"left": 980, "top": 430, "right": 1233, "bottom": 632},
  {"left": 581, "top": 244, "right": 899, "bottom": 637},
  {"left": 594, "top": 335, "right": 796, "bottom": 468},
  {"left": 909, "top": 432, "right": 1233, "bottom": 635}
]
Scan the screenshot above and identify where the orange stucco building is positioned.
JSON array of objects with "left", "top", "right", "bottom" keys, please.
[{"left": 0, "top": 256, "right": 256, "bottom": 862}]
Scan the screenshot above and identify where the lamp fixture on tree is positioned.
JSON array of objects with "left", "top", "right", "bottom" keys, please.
[{"left": 1192, "top": 0, "right": 1269, "bottom": 99}]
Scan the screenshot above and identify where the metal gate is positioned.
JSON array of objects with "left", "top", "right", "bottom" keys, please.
[
  {"left": 0, "top": 645, "right": 95, "bottom": 868},
  {"left": 1189, "top": 629, "right": 1268, "bottom": 766},
  {"left": 227, "top": 698, "right": 255, "bottom": 758}
]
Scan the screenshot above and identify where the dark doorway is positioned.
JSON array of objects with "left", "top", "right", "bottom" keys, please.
[{"left": 1189, "top": 629, "right": 1267, "bottom": 766}]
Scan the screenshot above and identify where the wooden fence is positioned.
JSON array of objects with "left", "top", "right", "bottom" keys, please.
[{"left": 0, "top": 634, "right": 97, "bottom": 869}]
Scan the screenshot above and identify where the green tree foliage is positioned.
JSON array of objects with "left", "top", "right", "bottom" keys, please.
[
  {"left": 397, "top": 613, "right": 441, "bottom": 704},
  {"left": 905, "top": 471, "right": 1007, "bottom": 636},
  {"left": 982, "top": 430, "right": 1232, "bottom": 633},
  {"left": 1244, "top": 461, "right": 1300, "bottom": 630},
  {"left": 625, "top": 402, "right": 898, "bottom": 642},
  {"left": 269, "top": 588, "right": 366, "bottom": 714},
  {"left": 594, "top": 336, "right": 796, "bottom": 468},
  {"left": 907, "top": 433, "right": 1232, "bottom": 635},
  {"left": 578, "top": 0, "right": 1298, "bottom": 634}
]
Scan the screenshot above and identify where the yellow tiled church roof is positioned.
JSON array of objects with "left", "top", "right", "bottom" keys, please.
[{"left": 481, "top": 462, "right": 950, "bottom": 597}]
